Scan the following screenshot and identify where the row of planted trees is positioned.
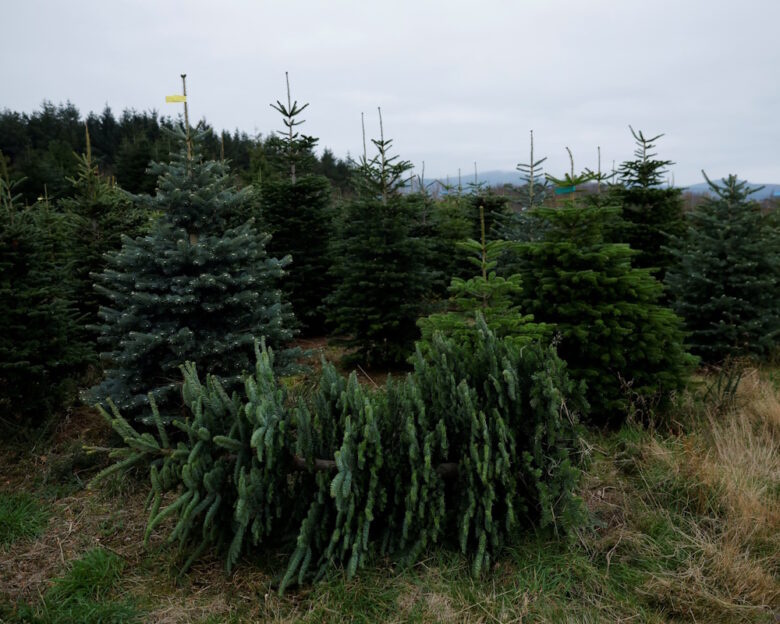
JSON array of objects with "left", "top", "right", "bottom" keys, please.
[{"left": 1, "top": 77, "right": 778, "bottom": 591}]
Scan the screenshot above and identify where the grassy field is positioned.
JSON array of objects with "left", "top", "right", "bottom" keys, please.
[{"left": 1, "top": 364, "right": 778, "bottom": 623}]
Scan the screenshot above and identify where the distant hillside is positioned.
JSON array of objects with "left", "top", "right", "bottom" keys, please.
[
  {"left": 427, "top": 170, "right": 522, "bottom": 189},
  {"left": 428, "top": 170, "right": 780, "bottom": 200}
]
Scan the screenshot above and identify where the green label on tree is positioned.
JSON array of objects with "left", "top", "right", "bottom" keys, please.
[{"left": 555, "top": 186, "right": 576, "bottom": 195}]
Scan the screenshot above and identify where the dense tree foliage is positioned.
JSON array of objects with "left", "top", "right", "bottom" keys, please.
[
  {"left": 8, "top": 81, "right": 774, "bottom": 597},
  {"left": 666, "top": 173, "right": 780, "bottom": 362},
  {"left": 93, "top": 320, "right": 586, "bottom": 591},
  {"left": 511, "top": 196, "right": 694, "bottom": 425},
  {"left": 495, "top": 130, "right": 551, "bottom": 244},
  {"left": 0, "top": 158, "right": 89, "bottom": 428},
  {"left": 86, "top": 128, "right": 297, "bottom": 423},
  {"left": 326, "top": 115, "right": 432, "bottom": 366},
  {"left": 59, "top": 127, "right": 151, "bottom": 340},
  {"left": 260, "top": 177, "right": 333, "bottom": 334},
  {"left": 0, "top": 102, "right": 352, "bottom": 202},
  {"left": 419, "top": 206, "right": 547, "bottom": 349},
  {"left": 468, "top": 187, "right": 511, "bottom": 240},
  {"left": 608, "top": 127, "right": 685, "bottom": 281},
  {"left": 258, "top": 76, "right": 335, "bottom": 334},
  {"left": 408, "top": 187, "right": 472, "bottom": 299}
]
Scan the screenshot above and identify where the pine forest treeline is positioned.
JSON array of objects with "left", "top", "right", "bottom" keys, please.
[
  {"left": 1, "top": 83, "right": 778, "bottom": 592},
  {"left": 0, "top": 101, "right": 352, "bottom": 203}
]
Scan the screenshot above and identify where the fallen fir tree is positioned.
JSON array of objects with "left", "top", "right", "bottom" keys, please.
[{"left": 89, "top": 319, "right": 586, "bottom": 593}]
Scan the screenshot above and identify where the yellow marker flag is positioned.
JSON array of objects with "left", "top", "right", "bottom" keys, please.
[{"left": 165, "top": 95, "right": 187, "bottom": 103}]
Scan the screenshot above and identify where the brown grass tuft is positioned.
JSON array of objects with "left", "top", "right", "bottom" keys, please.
[{"left": 638, "top": 368, "right": 780, "bottom": 622}]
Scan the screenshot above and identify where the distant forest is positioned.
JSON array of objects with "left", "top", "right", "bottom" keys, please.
[{"left": 0, "top": 101, "right": 353, "bottom": 203}]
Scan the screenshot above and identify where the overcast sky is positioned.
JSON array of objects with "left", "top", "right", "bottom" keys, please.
[{"left": 2, "top": 0, "right": 778, "bottom": 185}]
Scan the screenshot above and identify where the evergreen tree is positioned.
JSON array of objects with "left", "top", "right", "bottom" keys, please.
[
  {"left": 0, "top": 102, "right": 352, "bottom": 205},
  {"left": 409, "top": 168, "right": 472, "bottom": 298},
  {"left": 496, "top": 132, "right": 555, "bottom": 286},
  {"left": 666, "top": 173, "right": 780, "bottom": 362},
  {"left": 495, "top": 130, "right": 551, "bottom": 244},
  {"left": 312, "top": 147, "right": 352, "bottom": 196},
  {"left": 87, "top": 127, "right": 297, "bottom": 423},
  {"left": 115, "top": 135, "right": 157, "bottom": 194},
  {"left": 11, "top": 101, "right": 84, "bottom": 202},
  {"left": 517, "top": 130, "right": 551, "bottom": 211},
  {"left": 512, "top": 183, "right": 694, "bottom": 425},
  {"left": 259, "top": 74, "right": 334, "bottom": 334},
  {"left": 467, "top": 187, "right": 510, "bottom": 240},
  {"left": 609, "top": 127, "right": 685, "bottom": 280},
  {"left": 427, "top": 190, "right": 473, "bottom": 291},
  {"left": 92, "top": 320, "right": 586, "bottom": 591},
  {"left": 60, "top": 126, "right": 151, "bottom": 342},
  {"left": 419, "top": 206, "right": 547, "bottom": 349},
  {"left": 0, "top": 155, "right": 88, "bottom": 428},
  {"left": 326, "top": 110, "right": 431, "bottom": 367},
  {"left": 266, "top": 72, "right": 318, "bottom": 182}
]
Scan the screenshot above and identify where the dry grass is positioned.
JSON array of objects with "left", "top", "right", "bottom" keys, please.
[
  {"left": 702, "top": 368, "right": 780, "bottom": 519},
  {"left": 585, "top": 367, "right": 780, "bottom": 623},
  {"left": 0, "top": 487, "right": 152, "bottom": 604}
]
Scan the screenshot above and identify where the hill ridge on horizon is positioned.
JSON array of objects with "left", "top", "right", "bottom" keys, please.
[{"left": 424, "top": 169, "right": 780, "bottom": 199}]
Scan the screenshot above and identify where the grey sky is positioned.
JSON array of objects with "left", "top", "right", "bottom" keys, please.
[{"left": 2, "top": 0, "right": 778, "bottom": 185}]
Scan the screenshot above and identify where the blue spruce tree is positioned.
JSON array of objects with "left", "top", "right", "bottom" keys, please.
[{"left": 88, "top": 124, "right": 297, "bottom": 423}]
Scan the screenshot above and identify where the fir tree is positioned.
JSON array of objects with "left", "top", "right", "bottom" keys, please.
[
  {"left": 467, "top": 187, "right": 510, "bottom": 240},
  {"left": 666, "top": 173, "right": 780, "bottom": 362},
  {"left": 266, "top": 72, "right": 318, "bottom": 183},
  {"left": 409, "top": 319, "right": 586, "bottom": 556},
  {"left": 60, "top": 125, "right": 151, "bottom": 342},
  {"left": 411, "top": 168, "right": 472, "bottom": 298},
  {"left": 326, "top": 110, "right": 432, "bottom": 367},
  {"left": 609, "top": 127, "right": 685, "bottom": 280},
  {"left": 0, "top": 155, "right": 89, "bottom": 428},
  {"left": 496, "top": 130, "right": 552, "bottom": 244},
  {"left": 87, "top": 126, "right": 297, "bottom": 423},
  {"left": 419, "top": 206, "right": 547, "bottom": 349},
  {"left": 512, "top": 180, "right": 694, "bottom": 425},
  {"left": 115, "top": 135, "right": 158, "bottom": 194},
  {"left": 517, "top": 130, "right": 551, "bottom": 211},
  {"left": 92, "top": 321, "right": 586, "bottom": 591},
  {"left": 258, "top": 74, "right": 334, "bottom": 334},
  {"left": 428, "top": 191, "right": 473, "bottom": 289}
]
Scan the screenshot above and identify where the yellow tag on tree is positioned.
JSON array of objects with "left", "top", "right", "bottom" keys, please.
[{"left": 165, "top": 95, "right": 187, "bottom": 103}]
